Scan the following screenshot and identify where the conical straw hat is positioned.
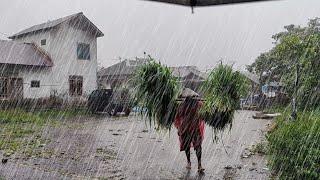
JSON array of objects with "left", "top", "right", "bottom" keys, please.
[{"left": 179, "top": 88, "right": 199, "bottom": 98}]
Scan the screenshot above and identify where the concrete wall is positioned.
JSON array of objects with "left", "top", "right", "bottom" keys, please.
[{"left": 13, "top": 22, "right": 98, "bottom": 99}]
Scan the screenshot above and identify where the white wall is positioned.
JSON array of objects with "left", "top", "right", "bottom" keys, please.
[
  {"left": 18, "top": 67, "right": 52, "bottom": 99},
  {"left": 14, "top": 22, "right": 98, "bottom": 99}
]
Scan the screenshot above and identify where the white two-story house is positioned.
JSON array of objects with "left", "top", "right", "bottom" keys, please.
[{"left": 0, "top": 12, "right": 103, "bottom": 100}]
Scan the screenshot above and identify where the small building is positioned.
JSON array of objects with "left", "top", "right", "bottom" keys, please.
[
  {"left": 241, "top": 71, "right": 289, "bottom": 109},
  {"left": 0, "top": 12, "right": 103, "bottom": 100},
  {"left": 97, "top": 58, "right": 149, "bottom": 89},
  {"left": 260, "top": 81, "right": 289, "bottom": 108},
  {"left": 170, "top": 66, "right": 207, "bottom": 92},
  {"left": 262, "top": 81, "right": 285, "bottom": 98},
  {"left": 98, "top": 60, "right": 207, "bottom": 92}
]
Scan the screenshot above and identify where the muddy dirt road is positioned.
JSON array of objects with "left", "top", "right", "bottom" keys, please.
[{"left": 0, "top": 110, "right": 272, "bottom": 179}]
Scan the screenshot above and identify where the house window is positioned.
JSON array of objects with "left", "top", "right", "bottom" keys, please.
[
  {"left": 77, "top": 43, "right": 90, "bottom": 60},
  {"left": 31, "top": 81, "right": 40, "bottom": 88},
  {"left": 41, "top": 39, "right": 46, "bottom": 46},
  {"left": 69, "top": 76, "right": 83, "bottom": 96}
]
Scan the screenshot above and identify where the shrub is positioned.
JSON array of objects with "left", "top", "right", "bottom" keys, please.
[{"left": 267, "top": 110, "right": 320, "bottom": 179}]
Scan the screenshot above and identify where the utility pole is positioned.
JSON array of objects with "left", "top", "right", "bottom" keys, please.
[{"left": 291, "top": 59, "right": 300, "bottom": 120}]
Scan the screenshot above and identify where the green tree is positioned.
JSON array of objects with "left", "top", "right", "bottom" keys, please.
[{"left": 247, "top": 18, "right": 320, "bottom": 109}]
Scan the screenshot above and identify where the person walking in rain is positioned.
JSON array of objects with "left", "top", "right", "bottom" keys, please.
[{"left": 174, "top": 88, "right": 205, "bottom": 173}]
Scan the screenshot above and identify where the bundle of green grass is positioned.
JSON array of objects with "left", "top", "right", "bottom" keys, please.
[
  {"left": 133, "top": 59, "right": 248, "bottom": 133},
  {"left": 200, "top": 63, "right": 248, "bottom": 134},
  {"left": 133, "top": 59, "right": 180, "bottom": 129}
]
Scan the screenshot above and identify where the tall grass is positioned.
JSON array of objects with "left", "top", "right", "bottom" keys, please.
[
  {"left": 200, "top": 64, "right": 248, "bottom": 135},
  {"left": 267, "top": 109, "right": 320, "bottom": 179},
  {"left": 133, "top": 59, "right": 180, "bottom": 129},
  {"left": 0, "top": 109, "right": 87, "bottom": 154}
]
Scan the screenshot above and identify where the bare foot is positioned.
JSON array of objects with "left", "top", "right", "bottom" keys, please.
[
  {"left": 198, "top": 166, "right": 205, "bottom": 173},
  {"left": 186, "top": 162, "right": 191, "bottom": 169}
]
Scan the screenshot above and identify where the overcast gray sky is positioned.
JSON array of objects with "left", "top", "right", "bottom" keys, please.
[{"left": 0, "top": 0, "right": 319, "bottom": 70}]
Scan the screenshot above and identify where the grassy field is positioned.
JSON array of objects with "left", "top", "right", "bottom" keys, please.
[
  {"left": 267, "top": 109, "right": 320, "bottom": 179},
  {"left": 0, "top": 109, "right": 88, "bottom": 157}
]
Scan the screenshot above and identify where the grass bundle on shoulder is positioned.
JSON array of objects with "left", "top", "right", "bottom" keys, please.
[
  {"left": 133, "top": 59, "right": 180, "bottom": 129},
  {"left": 200, "top": 63, "right": 248, "bottom": 135}
]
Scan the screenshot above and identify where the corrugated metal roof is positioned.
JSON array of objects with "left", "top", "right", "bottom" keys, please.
[
  {"left": 8, "top": 12, "right": 104, "bottom": 39},
  {"left": 0, "top": 40, "right": 53, "bottom": 67},
  {"left": 171, "top": 66, "right": 207, "bottom": 79},
  {"left": 179, "top": 88, "right": 199, "bottom": 98},
  {"left": 171, "top": 66, "right": 195, "bottom": 77},
  {"left": 98, "top": 61, "right": 208, "bottom": 81},
  {"left": 98, "top": 58, "right": 149, "bottom": 77}
]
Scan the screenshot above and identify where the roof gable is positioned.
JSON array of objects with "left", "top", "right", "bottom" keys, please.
[
  {"left": 8, "top": 12, "right": 104, "bottom": 39},
  {"left": 99, "top": 61, "right": 133, "bottom": 77},
  {"left": 182, "top": 72, "right": 204, "bottom": 81},
  {"left": 98, "top": 58, "right": 149, "bottom": 77},
  {"left": 171, "top": 66, "right": 207, "bottom": 79},
  {"left": 171, "top": 66, "right": 198, "bottom": 77}
]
